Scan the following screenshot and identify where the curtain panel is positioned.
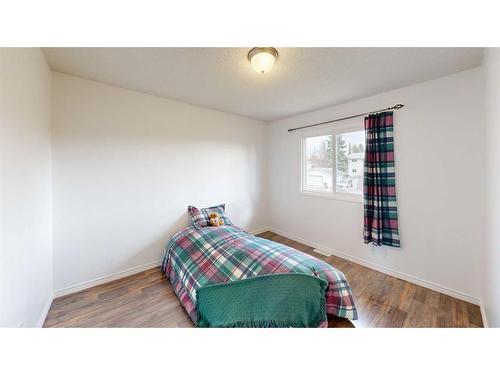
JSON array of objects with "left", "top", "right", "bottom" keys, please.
[{"left": 363, "top": 111, "right": 401, "bottom": 247}]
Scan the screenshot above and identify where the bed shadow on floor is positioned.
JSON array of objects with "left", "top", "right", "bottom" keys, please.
[{"left": 328, "top": 315, "right": 355, "bottom": 328}]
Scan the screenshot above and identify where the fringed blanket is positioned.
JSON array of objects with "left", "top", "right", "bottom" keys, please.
[{"left": 196, "top": 273, "right": 327, "bottom": 328}]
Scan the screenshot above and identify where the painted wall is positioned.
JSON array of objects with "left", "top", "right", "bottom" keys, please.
[
  {"left": 483, "top": 49, "right": 500, "bottom": 327},
  {"left": 268, "top": 68, "right": 484, "bottom": 302},
  {"left": 0, "top": 48, "right": 52, "bottom": 327},
  {"left": 51, "top": 72, "right": 269, "bottom": 292}
]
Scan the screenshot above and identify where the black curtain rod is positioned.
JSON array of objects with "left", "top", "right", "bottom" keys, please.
[{"left": 287, "top": 104, "right": 404, "bottom": 132}]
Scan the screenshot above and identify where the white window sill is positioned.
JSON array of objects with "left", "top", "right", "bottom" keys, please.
[{"left": 300, "top": 190, "right": 363, "bottom": 204}]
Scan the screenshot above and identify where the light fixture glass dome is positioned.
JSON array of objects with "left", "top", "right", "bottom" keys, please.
[{"left": 248, "top": 47, "right": 278, "bottom": 74}]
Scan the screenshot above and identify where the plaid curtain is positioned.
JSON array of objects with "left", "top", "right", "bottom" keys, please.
[{"left": 363, "top": 111, "right": 400, "bottom": 247}]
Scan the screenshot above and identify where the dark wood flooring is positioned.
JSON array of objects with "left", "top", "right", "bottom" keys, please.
[{"left": 44, "top": 231, "right": 483, "bottom": 328}]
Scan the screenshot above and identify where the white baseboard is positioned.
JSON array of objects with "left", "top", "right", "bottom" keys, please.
[
  {"left": 53, "top": 230, "right": 268, "bottom": 300},
  {"left": 50, "top": 228, "right": 481, "bottom": 314},
  {"left": 37, "top": 293, "right": 54, "bottom": 328},
  {"left": 53, "top": 260, "right": 162, "bottom": 298},
  {"left": 268, "top": 227, "right": 480, "bottom": 306},
  {"left": 480, "top": 301, "right": 489, "bottom": 328},
  {"left": 51, "top": 228, "right": 268, "bottom": 300},
  {"left": 249, "top": 228, "right": 271, "bottom": 235}
]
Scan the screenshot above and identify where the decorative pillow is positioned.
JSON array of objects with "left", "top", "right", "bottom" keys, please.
[{"left": 188, "top": 204, "right": 233, "bottom": 228}]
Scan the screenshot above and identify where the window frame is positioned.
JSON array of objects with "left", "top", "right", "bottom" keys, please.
[{"left": 300, "top": 120, "right": 364, "bottom": 204}]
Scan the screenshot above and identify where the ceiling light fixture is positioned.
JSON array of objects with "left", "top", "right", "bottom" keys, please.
[{"left": 248, "top": 47, "right": 278, "bottom": 74}]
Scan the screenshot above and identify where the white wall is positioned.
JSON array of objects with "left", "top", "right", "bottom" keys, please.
[
  {"left": 268, "top": 68, "right": 484, "bottom": 302},
  {"left": 51, "top": 72, "right": 269, "bottom": 292},
  {"left": 483, "top": 49, "right": 500, "bottom": 327},
  {"left": 0, "top": 48, "right": 52, "bottom": 327}
]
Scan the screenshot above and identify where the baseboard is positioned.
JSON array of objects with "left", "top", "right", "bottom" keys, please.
[
  {"left": 249, "top": 227, "right": 271, "bottom": 235},
  {"left": 53, "top": 259, "right": 162, "bottom": 298},
  {"left": 37, "top": 293, "right": 54, "bottom": 328},
  {"left": 51, "top": 228, "right": 481, "bottom": 310},
  {"left": 480, "top": 301, "right": 489, "bottom": 328},
  {"left": 53, "top": 229, "right": 270, "bottom": 298},
  {"left": 268, "top": 227, "right": 480, "bottom": 305}
]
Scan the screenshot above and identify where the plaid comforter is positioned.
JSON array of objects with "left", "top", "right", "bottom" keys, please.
[{"left": 161, "top": 226, "right": 358, "bottom": 324}]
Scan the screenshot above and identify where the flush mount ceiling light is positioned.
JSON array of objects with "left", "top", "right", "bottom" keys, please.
[{"left": 248, "top": 47, "right": 278, "bottom": 74}]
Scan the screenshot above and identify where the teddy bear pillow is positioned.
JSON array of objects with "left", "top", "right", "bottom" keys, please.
[{"left": 208, "top": 212, "right": 225, "bottom": 227}]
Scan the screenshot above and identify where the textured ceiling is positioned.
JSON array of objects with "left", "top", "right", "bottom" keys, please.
[{"left": 42, "top": 48, "right": 483, "bottom": 121}]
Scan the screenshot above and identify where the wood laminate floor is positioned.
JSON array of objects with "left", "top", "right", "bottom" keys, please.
[{"left": 44, "top": 231, "right": 483, "bottom": 328}]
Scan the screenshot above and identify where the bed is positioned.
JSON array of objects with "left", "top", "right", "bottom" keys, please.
[{"left": 161, "top": 224, "right": 358, "bottom": 327}]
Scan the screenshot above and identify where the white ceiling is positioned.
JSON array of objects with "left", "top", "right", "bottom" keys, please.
[{"left": 42, "top": 48, "right": 483, "bottom": 121}]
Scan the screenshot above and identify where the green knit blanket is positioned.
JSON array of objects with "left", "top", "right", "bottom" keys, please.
[{"left": 196, "top": 273, "right": 328, "bottom": 328}]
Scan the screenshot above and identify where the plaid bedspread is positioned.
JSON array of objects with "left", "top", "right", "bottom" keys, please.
[{"left": 161, "top": 226, "right": 358, "bottom": 324}]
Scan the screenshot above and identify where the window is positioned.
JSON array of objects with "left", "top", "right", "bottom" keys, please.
[
  {"left": 303, "top": 135, "right": 333, "bottom": 192},
  {"left": 301, "top": 124, "right": 365, "bottom": 201}
]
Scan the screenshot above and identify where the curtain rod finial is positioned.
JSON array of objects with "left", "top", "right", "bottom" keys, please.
[{"left": 394, "top": 104, "right": 404, "bottom": 109}]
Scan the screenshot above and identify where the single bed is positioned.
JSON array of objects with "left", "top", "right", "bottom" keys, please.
[{"left": 161, "top": 224, "right": 358, "bottom": 327}]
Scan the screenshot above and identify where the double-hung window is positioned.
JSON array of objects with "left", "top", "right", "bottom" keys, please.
[{"left": 301, "top": 121, "right": 365, "bottom": 202}]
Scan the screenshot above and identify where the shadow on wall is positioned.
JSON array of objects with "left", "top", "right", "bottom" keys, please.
[{"left": 116, "top": 211, "right": 191, "bottom": 271}]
